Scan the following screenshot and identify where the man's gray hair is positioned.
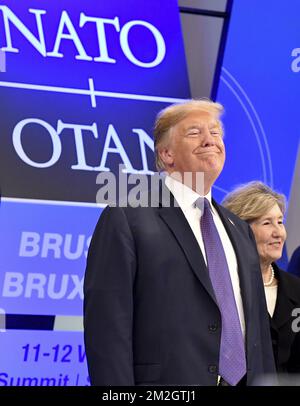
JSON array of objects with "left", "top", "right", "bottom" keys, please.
[{"left": 153, "top": 99, "right": 224, "bottom": 170}]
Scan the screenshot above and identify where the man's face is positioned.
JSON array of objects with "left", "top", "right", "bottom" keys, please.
[{"left": 161, "top": 111, "right": 226, "bottom": 184}]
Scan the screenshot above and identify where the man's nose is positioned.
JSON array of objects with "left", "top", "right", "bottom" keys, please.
[{"left": 201, "top": 127, "right": 216, "bottom": 145}]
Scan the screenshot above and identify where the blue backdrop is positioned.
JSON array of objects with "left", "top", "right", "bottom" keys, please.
[{"left": 214, "top": 0, "right": 300, "bottom": 268}]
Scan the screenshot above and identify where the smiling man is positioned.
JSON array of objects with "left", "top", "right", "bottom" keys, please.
[
  {"left": 84, "top": 99, "right": 276, "bottom": 386},
  {"left": 155, "top": 102, "right": 225, "bottom": 195}
]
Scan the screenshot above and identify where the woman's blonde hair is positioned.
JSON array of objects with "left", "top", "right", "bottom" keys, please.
[
  {"left": 222, "top": 181, "right": 286, "bottom": 222},
  {"left": 153, "top": 99, "right": 224, "bottom": 170}
]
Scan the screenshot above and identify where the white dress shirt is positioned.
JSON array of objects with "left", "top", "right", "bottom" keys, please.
[
  {"left": 165, "top": 175, "right": 246, "bottom": 338},
  {"left": 264, "top": 285, "right": 278, "bottom": 318}
]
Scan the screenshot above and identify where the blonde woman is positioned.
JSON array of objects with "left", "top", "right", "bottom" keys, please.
[{"left": 223, "top": 181, "right": 300, "bottom": 375}]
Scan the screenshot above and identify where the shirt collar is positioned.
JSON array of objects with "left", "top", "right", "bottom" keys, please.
[{"left": 165, "top": 174, "right": 213, "bottom": 211}]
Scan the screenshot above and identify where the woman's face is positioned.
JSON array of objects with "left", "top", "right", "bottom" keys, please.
[{"left": 250, "top": 203, "right": 287, "bottom": 266}]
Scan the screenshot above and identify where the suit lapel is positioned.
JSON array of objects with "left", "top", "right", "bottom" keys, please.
[
  {"left": 156, "top": 182, "right": 253, "bottom": 311},
  {"left": 157, "top": 182, "right": 217, "bottom": 305}
]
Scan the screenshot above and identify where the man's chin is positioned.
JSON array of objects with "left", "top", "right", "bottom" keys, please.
[
  {"left": 202, "top": 160, "right": 224, "bottom": 173},
  {"left": 202, "top": 164, "right": 224, "bottom": 182}
]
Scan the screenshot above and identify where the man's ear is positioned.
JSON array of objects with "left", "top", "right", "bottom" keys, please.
[{"left": 158, "top": 146, "right": 174, "bottom": 168}]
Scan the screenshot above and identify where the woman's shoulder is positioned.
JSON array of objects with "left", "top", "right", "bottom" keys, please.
[{"left": 276, "top": 265, "right": 300, "bottom": 301}]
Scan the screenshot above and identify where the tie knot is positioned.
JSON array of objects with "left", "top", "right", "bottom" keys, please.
[{"left": 195, "top": 197, "right": 210, "bottom": 213}]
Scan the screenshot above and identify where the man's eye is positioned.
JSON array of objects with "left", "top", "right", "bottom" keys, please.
[
  {"left": 210, "top": 131, "right": 220, "bottom": 136},
  {"left": 186, "top": 130, "right": 200, "bottom": 137}
]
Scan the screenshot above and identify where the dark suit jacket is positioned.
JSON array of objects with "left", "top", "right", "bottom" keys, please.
[
  {"left": 84, "top": 185, "right": 276, "bottom": 386},
  {"left": 270, "top": 263, "right": 300, "bottom": 375}
]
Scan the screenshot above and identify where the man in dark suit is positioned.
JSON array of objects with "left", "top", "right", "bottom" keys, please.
[{"left": 84, "top": 99, "right": 276, "bottom": 386}]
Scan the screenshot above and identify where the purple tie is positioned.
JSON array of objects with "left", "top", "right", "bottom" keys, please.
[{"left": 198, "top": 198, "right": 246, "bottom": 385}]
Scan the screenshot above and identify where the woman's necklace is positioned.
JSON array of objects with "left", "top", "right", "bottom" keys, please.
[{"left": 264, "top": 265, "right": 275, "bottom": 287}]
